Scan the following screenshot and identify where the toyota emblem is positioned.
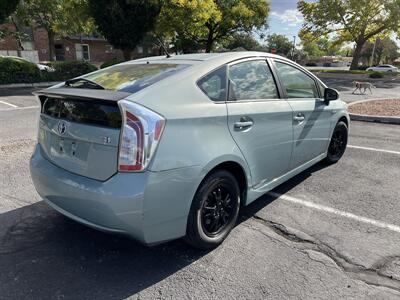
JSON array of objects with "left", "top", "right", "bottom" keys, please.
[{"left": 57, "top": 120, "right": 67, "bottom": 135}]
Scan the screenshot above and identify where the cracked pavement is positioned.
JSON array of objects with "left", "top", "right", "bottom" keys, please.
[{"left": 0, "top": 89, "right": 400, "bottom": 299}]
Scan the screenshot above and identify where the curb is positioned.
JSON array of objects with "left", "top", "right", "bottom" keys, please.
[
  {"left": 348, "top": 99, "right": 400, "bottom": 125},
  {"left": 0, "top": 82, "right": 61, "bottom": 89}
]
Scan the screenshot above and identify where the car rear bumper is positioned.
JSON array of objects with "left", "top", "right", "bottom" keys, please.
[{"left": 30, "top": 144, "right": 203, "bottom": 245}]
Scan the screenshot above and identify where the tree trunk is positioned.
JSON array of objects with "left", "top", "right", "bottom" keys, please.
[
  {"left": 47, "top": 30, "right": 56, "bottom": 61},
  {"left": 350, "top": 40, "right": 365, "bottom": 70},
  {"left": 122, "top": 49, "right": 132, "bottom": 61},
  {"left": 205, "top": 26, "right": 214, "bottom": 53},
  {"left": 205, "top": 39, "right": 213, "bottom": 53},
  {"left": 11, "top": 17, "right": 23, "bottom": 57}
]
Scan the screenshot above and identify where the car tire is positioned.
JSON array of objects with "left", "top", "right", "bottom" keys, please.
[
  {"left": 325, "top": 121, "right": 348, "bottom": 164},
  {"left": 185, "top": 170, "right": 241, "bottom": 249}
]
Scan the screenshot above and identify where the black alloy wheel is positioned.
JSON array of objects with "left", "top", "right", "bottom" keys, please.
[
  {"left": 185, "top": 170, "right": 240, "bottom": 249},
  {"left": 201, "top": 185, "right": 235, "bottom": 237},
  {"left": 326, "top": 121, "right": 348, "bottom": 163}
]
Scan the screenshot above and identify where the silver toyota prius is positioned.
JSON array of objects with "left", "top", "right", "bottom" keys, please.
[{"left": 30, "top": 52, "right": 349, "bottom": 249}]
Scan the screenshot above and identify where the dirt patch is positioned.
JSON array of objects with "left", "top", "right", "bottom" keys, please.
[{"left": 348, "top": 99, "right": 400, "bottom": 117}]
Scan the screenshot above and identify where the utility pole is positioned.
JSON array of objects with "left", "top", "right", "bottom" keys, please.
[
  {"left": 292, "top": 35, "right": 296, "bottom": 61},
  {"left": 370, "top": 39, "right": 378, "bottom": 67}
]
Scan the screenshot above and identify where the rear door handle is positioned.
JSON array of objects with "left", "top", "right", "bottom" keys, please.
[
  {"left": 234, "top": 119, "right": 254, "bottom": 130},
  {"left": 293, "top": 114, "right": 305, "bottom": 122}
]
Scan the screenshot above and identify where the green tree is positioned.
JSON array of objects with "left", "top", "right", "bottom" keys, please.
[
  {"left": 0, "top": 0, "right": 21, "bottom": 42},
  {"left": 53, "top": 0, "right": 95, "bottom": 37},
  {"left": 157, "top": 0, "right": 269, "bottom": 53},
  {"left": 266, "top": 34, "right": 293, "bottom": 56},
  {"left": 298, "top": 0, "right": 400, "bottom": 70},
  {"left": 302, "top": 41, "right": 324, "bottom": 59},
  {"left": 223, "top": 33, "right": 263, "bottom": 51},
  {"left": 17, "top": 0, "right": 94, "bottom": 61},
  {"left": 361, "top": 37, "right": 399, "bottom": 65},
  {"left": 89, "top": 0, "right": 162, "bottom": 60},
  {"left": 300, "top": 35, "right": 342, "bottom": 59},
  {"left": 0, "top": 0, "right": 20, "bottom": 23}
]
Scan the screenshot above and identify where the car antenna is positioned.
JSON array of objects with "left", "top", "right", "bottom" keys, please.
[{"left": 157, "top": 37, "right": 171, "bottom": 58}]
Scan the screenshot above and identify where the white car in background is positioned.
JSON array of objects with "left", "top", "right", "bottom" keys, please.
[
  {"left": 366, "top": 65, "right": 398, "bottom": 73},
  {"left": 0, "top": 55, "right": 54, "bottom": 72}
]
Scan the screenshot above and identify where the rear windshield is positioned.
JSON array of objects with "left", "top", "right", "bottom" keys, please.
[
  {"left": 76, "top": 63, "right": 190, "bottom": 93},
  {"left": 42, "top": 97, "right": 121, "bottom": 128}
]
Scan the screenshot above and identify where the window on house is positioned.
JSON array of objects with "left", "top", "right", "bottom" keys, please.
[
  {"left": 105, "top": 44, "right": 113, "bottom": 53},
  {"left": 75, "top": 44, "right": 90, "bottom": 61}
]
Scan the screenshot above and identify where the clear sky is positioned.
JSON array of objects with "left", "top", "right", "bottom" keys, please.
[
  {"left": 267, "top": 0, "right": 399, "bottom": 48},
  {"left": 268, "top": 0, "right": 309, "bottom": 42}
]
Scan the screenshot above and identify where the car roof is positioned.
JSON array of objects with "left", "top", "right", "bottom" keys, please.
[{"left": 126, "top": 51, "right": 284, "bottom": 65}]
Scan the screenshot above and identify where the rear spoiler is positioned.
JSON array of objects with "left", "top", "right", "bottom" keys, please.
[{"left": 33, "top": 88, "right": 131, "bottom": 104}]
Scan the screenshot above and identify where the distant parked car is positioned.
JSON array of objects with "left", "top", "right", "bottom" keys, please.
[
  {"left": 0, "top": 55, "right": 54, "bottom": 72},
  {"left": 30, "top": 52, "right": 349, "bottom": 249},
  {"left": 366, "top": 65, "right": 398, "bottom": 73}
]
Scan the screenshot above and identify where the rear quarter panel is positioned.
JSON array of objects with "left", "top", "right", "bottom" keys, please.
[{"left": 125, "top": 64, "right": 251, "bottom": 176}]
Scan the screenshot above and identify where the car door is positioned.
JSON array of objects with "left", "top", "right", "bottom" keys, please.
[
  {"left": 272, "top": 59, "right": 332, "bottom": 170},
  {"left": 226, "top": 58, "right": 293, "bottom": 188}
]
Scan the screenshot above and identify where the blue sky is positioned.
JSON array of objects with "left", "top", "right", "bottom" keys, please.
[
  {"left": 268, "top": 0, "right": 307, "bottom": 42},
  {"left": 267, "top": 0, "right": 315, "bottom": 44},
  {"left": 267, "top": 1, "right": 399, "bottom": 48}
]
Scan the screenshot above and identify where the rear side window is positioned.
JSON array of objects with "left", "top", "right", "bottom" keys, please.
[
  {"left": 228, "top": 60, "right": 279, "bottom": 101},
  {"left": 274, "top": 61, "right": 319, "bottom": 99},
  {"left": 197, "top": 66, "right": 227, "bottom": 101},
  {"left": 78, "top": 63, "right": 190, "bottom": 93},
  {"left": 42, "top": 98, "right": 121, "bottom": 128}
]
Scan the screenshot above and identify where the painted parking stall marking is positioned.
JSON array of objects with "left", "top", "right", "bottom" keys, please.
[
  {"left": 268, "top": 192, "right": 400, "bottom": 234},
  {"left": 0, "top": 100, "right": 18, "bottom": 108},
  {"left": 0, "top": 105, "right": 39, "bottom": 111},
  {"left": 348, "top": 145, "right": 400, "bottom": 156}
]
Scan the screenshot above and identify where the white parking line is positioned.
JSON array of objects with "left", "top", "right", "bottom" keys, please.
[
  {"left": 268, "top": 192, "right": 400, "bottom": 234},
  {"left": 0, "top": 100, "right": 18, "bottom": 108},
  {"left": 0, "top": 105, "right": 39, "bottom": 111},
  {"left": 348, "top": 145, "right": 400, "bottom": 155}
]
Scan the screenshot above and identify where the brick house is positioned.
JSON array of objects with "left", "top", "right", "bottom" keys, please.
[{"left": 0, "top": 22, "right": 157, "bottom": 64}]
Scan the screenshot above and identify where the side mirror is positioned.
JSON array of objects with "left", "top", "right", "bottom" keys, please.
[{"left": 324, "top": 88, "right": 339, "bottom": 105}]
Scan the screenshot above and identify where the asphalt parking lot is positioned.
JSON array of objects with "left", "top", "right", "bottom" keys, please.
[
  {"left": 317, "top": 73, "right": 400, "bottom": 103},
  {"left": 0, "top": 89, "right": 400, "bottom": 299}
]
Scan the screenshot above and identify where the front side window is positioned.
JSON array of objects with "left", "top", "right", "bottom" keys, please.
[
  {"left": 228, "top": 60, "right": 279, "bottom": 101},
  {"left": 197, "top": 66, "right": 227, "bottom": 101},
  {"left": 274, "top": 61, "right": 319, "bottom": 99}
]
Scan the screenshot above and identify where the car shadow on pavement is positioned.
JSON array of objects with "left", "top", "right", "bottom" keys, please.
[
  {"left": 0, "top": 201, "right": 208, "bottom": 299},
  {"left": 0, "top": 162, "right": 329, "bottom": 299}
]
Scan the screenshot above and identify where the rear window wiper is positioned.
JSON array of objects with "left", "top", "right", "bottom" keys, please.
[{"left": 65, "top": 78, "right": 105, "bottom": 90}]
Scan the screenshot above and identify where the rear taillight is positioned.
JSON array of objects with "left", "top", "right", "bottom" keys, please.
[{"left": 117, "top": 100, "right": 165, "bottom": 172}]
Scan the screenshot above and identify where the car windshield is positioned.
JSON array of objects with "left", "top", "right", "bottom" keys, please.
[{"left": 76, "top": 63, "right": 191, "bottom": 93}]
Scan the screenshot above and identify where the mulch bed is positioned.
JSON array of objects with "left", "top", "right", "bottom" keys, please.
[{"left": 348, "top": 99, "right": 400, "bottom": 117}]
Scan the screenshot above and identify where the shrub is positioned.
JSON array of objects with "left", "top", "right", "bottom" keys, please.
[
  {"left": 47, "top": 61, "right": 98, "bottom": 81},
  {"left": 369, "top": 71, "right": 384, "bottom": 78},
  {"left": 100, "top": 58, "right": 124, "bottom": 69},
  {"left": 0, "top": 57, "right": 41, "bottom": 84}
]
